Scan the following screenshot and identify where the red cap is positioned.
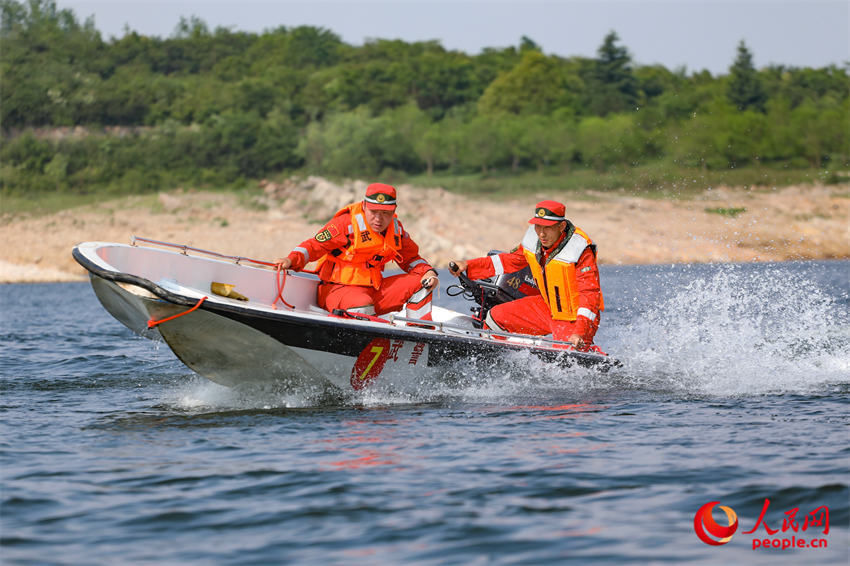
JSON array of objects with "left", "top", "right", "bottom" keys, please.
[
  {"left": 364, "top": 183, "right": 398, "bottom": 210},
  {"left": 528, "top": 200, "right": 566, "bottom": 226}
]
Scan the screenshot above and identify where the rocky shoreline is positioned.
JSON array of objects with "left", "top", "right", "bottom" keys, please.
[{"left": 1, "top": 177, "right": 848, "bottom": 283}]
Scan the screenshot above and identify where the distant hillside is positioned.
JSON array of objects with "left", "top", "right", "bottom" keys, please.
[{"left": 1, "top": 0, "right": 848, "bottom": 199}]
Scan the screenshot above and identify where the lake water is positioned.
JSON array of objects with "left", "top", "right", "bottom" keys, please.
[{"left": 1, "top": 261, "right": 848, "bottom": 564}]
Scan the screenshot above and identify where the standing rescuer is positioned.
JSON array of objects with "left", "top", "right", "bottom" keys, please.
[
  {"left": 449, "top": 200, "right": 604, "bottom": 349},
  {"left": 276, "top": 183, "right": 438, "bottom": 320}
]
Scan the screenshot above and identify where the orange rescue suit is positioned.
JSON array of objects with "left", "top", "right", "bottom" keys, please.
[
  {"left": 520, "top": 226, "right": 605, "bottom": 321},
  {"left": 315, "top": 202, "right": 402, "bottom": 289}
]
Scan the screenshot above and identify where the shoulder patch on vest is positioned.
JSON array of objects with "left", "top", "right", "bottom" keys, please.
[{"left": 315, "top": 224, "right": 339, "bottom": 242}]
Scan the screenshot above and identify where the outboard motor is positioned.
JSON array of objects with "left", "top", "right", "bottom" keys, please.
[{"left": 447, "top": 251, "right": 539, "bottom": 328}]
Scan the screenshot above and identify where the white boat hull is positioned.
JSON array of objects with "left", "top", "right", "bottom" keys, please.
[{"left": 75, "top": 240, "right": 618, "bottom": 392}]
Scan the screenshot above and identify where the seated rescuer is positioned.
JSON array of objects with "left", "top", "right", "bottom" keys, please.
[
  {"left": 448, "top": 200, "right": 604, "bottom": 349},
  {"left": 276, "top": 183, "right": 439, "bottom": 320}
]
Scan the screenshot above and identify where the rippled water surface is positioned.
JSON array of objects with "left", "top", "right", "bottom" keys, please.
[{"left": 1, "top": 261, "right": 848, "bottom": 564}]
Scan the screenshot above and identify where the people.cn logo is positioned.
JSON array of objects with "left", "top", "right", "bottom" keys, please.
[{"left": 694, "top": 501, "right": 739, "bottom": 545}]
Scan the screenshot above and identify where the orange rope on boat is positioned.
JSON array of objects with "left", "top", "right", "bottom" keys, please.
[
  {"left": 272, "top": 264, "right": 296, "bottom": 310},
  {"left": 147, "top": 296, "right": 207, "bottom": 328},
  {"left": 130, "top": 236, "right": 308, "bottom": 311}
]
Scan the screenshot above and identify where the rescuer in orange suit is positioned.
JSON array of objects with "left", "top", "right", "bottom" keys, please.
[
  {"left": 276, "top": 183, "right": 438, "bottom": 321},
  {"left": 449, "top": 200, "right": 603, "bottom": 349}
]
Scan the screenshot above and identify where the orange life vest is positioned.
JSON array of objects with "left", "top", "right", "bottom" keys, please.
[
  {"left": 520, "top": 225, "right": 605, "bottom": 321},
  {"left": 316, "top": 202, "right": 403, "bottom": 289}
]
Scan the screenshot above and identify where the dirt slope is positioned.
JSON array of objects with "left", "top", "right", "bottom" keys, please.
[{"left": 1, "top": 178, "right": 847, "bottom": 283}]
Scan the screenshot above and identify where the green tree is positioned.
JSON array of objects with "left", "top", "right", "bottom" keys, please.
[
  {"left": 584, "top": 31, "right": 638, "bottom": 116},
  {"left": 760, "top": 96, "right": 796, "bottom": 163},
  {"left": 721, "top": 109, "right": 767, "bottom": 166},
  {"left": 519, "top": 110, "right": 577, "bottom": 172},
  {"left": 434, "top": 111, "right": 469, "bottom": 173},
  {"left": 411, "top": 50, "right": 482, "bottom": 118},
  {"left": 1, "top": 0, "right": 106, "bottom": 127},
  {"left": 498, "top": 114, "right": 530, "bottom": 171},
  {"left": 577, "top": 114, "right": 644, "bottom": 171},
  {"left": 790, "top": 97, "right": 848, "bottom": 167},
  {"left": 379, "top": 103, "right": 441, "bottom": 175},
  {"left": 519, "top": 35, "right": 541, "bottom": 53},
  {"left": 472, "top": 46, "right": 523, "bottom": 91},
  {"left": 459, "top": 115, "right": 507, "bottom": 174},
  {"left": 372, "top": 103, "right": 423, "bottom": 173},
  {"left": 478, "top": 51, "right": 569, "bottom": 116},
  {"left": 295, "top": 108, "right": 384, "bottom": 176},
  {"left": 727, "top": 40, "right": 767, "bottom": 112},
  {"left": 284, "top": 26, "right": 343, "bottom": 68},
  {"left": 332, "top": 60, "right": 413, "bottom": 113}
]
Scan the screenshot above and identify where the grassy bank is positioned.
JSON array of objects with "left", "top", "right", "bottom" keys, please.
[
  {"left": 2, "top": 164, "right": 845, "bottom": 219},
  {"left": 406, "top": 164, "right": 846, "bottom": 198}
]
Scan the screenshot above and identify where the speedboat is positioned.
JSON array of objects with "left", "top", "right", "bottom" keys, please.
[{"left": 73, "top": 238, "right": 619, "bottom": 392}]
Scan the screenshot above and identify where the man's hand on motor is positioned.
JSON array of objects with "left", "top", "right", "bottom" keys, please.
[{"left": 448, "top": 260, "right": 468, "bottom": 277}]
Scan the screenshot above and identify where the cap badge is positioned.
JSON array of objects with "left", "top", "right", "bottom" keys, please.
[{"left": 537, "top": 208, "right": 546, "bottom": 217}]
